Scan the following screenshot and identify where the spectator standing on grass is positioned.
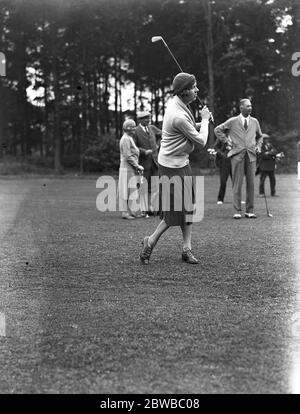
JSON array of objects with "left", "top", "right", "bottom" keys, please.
[
  {"left": 118, "top": 119, "right": 144, "bottom": 219},
  {"left": 214, "top": 137, "right": 232, "bottom": 204},
  {"left": 214, "top": 99, "right": 263, "bottom": 219},
  {"left": 258, "top": 134, "right": 279, "bottom": 197},
  {"left": 139, "top": 72, "right": 210, "bottom": 265},
  {"left": 133, "top": 110, "right": 162, "bottom": 218}
]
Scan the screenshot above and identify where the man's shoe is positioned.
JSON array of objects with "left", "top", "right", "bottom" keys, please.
[
  {"left": 217, "top": 201, "right": 223, "bottom": 205},
  {"left": 259, "top": 194, "right": 265, "bottom": 198},
  {"left": 233, "top": 213, "right": 242, "bottom": 219},
  {"left": 271, "top": 194, "right": 279, "bottom": 197},
  {"left": 122, "top": 213, "right": 135, "bottom": 219},
  {"left": 140, "top": 236, "right": 153, "bottom": 265},
  {"left": 182, "top": 248, "right": 199, "bottom": 264},
  {"left": 141, "top": 212, "right": 150, "bottom": 218},
  {"left": 245, "top": 212, "right": 257, "bottom": 218}
]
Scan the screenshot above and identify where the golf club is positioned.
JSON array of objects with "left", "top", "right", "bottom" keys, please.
[
  {"left": 151, "top": 35, "right": 214, "bottom": 124},
  {"left": 151, "top": 36, "right": 183, "bottom": 72},
  {"left": 263, "top": 193, "right": 273, "bottom": 217}
]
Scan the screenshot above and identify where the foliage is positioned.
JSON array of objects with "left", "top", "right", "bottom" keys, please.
[
  {"left": 0, "top": 0, "right": 299, "bottom": 172},
  {"left": 83, "top": 134, "right": 120, "bottom": 173}
]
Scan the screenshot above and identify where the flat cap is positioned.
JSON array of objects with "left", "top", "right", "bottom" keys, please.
[{"left": 137, "top": 110, "right": 151, "bottom": 119}]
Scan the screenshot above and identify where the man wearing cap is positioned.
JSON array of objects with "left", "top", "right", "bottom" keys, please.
[
  {"left": 214, "top": 99, "right": 263, "bottom": 219},
  {"left": 213, "top": 137, "right": 232, "bottom": 204},
  {"left": 258, "top": 134, "right": 279, "bottom": 197},
  {"left": 134, "top": 110, "right": 162, "bottom": 217},
  {"left": 139, "top": 72, "right": 210, "bottom": 265}
]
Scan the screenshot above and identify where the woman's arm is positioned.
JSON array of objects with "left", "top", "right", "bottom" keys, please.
[
  {"left": 175, "top": 118, "right": 209, "bottom": 148},
  {"left": 120, "top": 136, "right": 140, "bottom": 169}
]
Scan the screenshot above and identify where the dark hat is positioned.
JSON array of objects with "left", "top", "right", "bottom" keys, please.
[
  {"left": 172, "top": 72, "right": 196, "bottom": 95},
  {"left": 262, "top": 133, "right": 270, "bottom": 140},
  {"left": 137, "top": 110, "right": 151, "bottom": 119}
]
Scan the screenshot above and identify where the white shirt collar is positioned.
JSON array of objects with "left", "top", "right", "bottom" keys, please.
[
  {"left": 140, "top": 124, "right": 148, "bottom": 133},
  {"left": 240, "top": 114, "right": 250, "bottom": 123}
]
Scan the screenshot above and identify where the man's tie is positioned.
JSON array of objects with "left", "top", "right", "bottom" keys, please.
[
  {"left": 244, "top": 119, "right": 248, "bottom": 130},
  {"left": 145, "top": 126, "right": 149, "bottom": 135}
]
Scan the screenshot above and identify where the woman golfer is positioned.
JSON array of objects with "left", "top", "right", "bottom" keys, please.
[{"left": 140, "top": 72, "right": 210, "bottom": 264}]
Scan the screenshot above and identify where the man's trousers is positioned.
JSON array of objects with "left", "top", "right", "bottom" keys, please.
[
  {"left": 259, "top": 170, "right": 276, "bottom": 196},
  {"left": 217, "top": 157, "right": 232, "bottom": 202},
  {"left": 231, "top": 153, "right": 256, "bottom": 213}
]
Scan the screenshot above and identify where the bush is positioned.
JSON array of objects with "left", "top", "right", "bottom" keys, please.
[
  {"left": 266, "top": 129, "right": 299, "bottom": 174},
  {"left": 83, "top": 133, "right": 120, "bottom": 173},
  {"left": 63, "top": 154, "right": 80, "bottom": 169}
]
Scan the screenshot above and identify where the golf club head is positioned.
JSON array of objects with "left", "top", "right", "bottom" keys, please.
[
  {"left": 151, "top": 36, "right": 163, "bottom": 43},
  {"left": 268, "top": 213, "right": 273, "bottom": 217}
]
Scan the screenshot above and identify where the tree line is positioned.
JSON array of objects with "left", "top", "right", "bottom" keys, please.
[{"left": 0, "top": 0, "right": 299, "bottom": 173}]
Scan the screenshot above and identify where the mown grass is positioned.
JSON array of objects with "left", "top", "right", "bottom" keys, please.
[
  {"left": 0, "top": 157, "right": 54, "bottom": 175},
  {"left": 0, "top": 175, "right": 299, "bottom": 393}
]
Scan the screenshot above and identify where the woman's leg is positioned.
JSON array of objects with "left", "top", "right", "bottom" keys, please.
[
  {"left": 148, "top": 220, "right": 169, "bottom": 247},
  {"left": 180, "top": 222, "right": 192, "bottom": 250},
  {"left": 140, "top": 219, "right": 169, "bottom": 264},
  {"left": 180, "top": 223, "right": 198, "bottom": 264}
]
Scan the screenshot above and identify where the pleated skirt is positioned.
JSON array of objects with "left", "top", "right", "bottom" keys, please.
[{"left": 158, "top": 163, "right": 194, "bottom": 226}]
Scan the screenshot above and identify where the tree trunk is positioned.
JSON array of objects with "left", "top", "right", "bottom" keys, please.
[
  {"left": 205, "top": 0, "right": 214, "bottom": 114},
  {"left": 114, "top": 56, "right": 119, "bottom": 138},
  {"left": 80, "top": 77, "right": 88, "bottom": 175},
  {"left": 93, "top": 71, "right": 99, "bottom": 138},
  {"left": 41, "top": 30, "right": 50, "bottom": 157},
  {"left": 53, "top": 55, "right": 62, "bottom": 174},
  {"left": 0, "top": 82, "right": 3, "bottom": 158},
  {"left": 161, "top": 83, "right": 165, "bottom": 118},
  {"left": 154, "top": 80, "right": 159, "bottom": 124},
  {"left": 118, "top": 61, "right": 123, "bottom": 137},
  {"left": 103, "top": 73, "right": 110, "bottom": 133},
  {"left": 134, "top": 79, "right": 137, "bottom": 121},
  {"left": 203, "top": 0, "right": 215, "bottom": 155}
]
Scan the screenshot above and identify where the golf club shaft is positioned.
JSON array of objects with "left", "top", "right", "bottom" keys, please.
[
  {"left": 263, "top": 193, "right": 272, "bottom": 216},
  {"left": 161, "top": 39, "right": 183, "bottom": 72},
  {"left": 157, "top": 37, "right": 214, "bottom": 124},
  {"left": 152, "top": 36, "right": 215, "bottom": 125}
]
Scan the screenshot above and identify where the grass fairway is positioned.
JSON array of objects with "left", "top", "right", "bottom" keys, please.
[{"left": 0, "top": 174, "right": 300, "bottom": 394}]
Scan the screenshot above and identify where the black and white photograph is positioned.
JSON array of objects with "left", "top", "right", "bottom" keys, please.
[{"left": 0, "top": 0, "right": 300, "bottom": 396}]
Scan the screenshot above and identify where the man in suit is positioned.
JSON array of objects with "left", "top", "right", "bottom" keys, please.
[
  {"left": 214, "top": 137, "right": 232, "bottom": 204},
  {"left": 214, "top": 99, "right": 263, "bottom": 219},
  {"left": 134, "top": 110, "right": 162, "bottom": 217},
  {"left": 258, "top": 134, "right": 279, "bottom": 197}
]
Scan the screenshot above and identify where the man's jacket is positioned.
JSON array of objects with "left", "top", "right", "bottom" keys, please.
[
  {"left": 214, "top": 116, "right": 262, "bottom": 162},
  {"left": 134, "top": 124, "right": 161, "bottom": 171},
  {"left": 258, "top": 142, "right": 277, "bottom": 171}
]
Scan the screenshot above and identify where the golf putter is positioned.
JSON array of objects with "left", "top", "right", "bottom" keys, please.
[{"left": 263, "top": 193, "right": 273, "bottom": 217}]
